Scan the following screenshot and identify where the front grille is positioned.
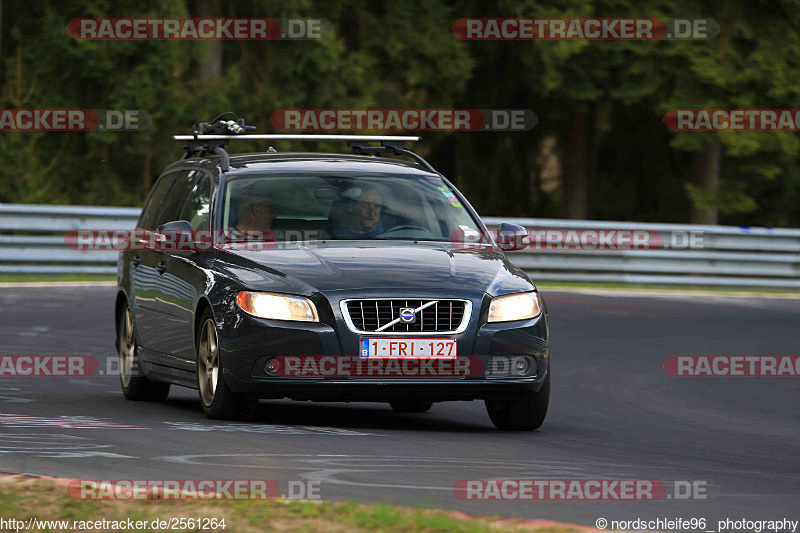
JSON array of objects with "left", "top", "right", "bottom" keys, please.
[{"left": 344, "top": 299, "right": 468, "bottom": 333}]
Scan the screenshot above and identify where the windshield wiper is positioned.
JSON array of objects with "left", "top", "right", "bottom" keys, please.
[{"left": 374, "top": 236, "right": 449, "bottom": 242}]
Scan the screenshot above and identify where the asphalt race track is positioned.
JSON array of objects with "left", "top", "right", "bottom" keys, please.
[{"left": 1, "top": 285, "right": 798, "bottom": 529}]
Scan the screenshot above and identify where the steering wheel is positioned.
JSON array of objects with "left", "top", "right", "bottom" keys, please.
[{"left": 381, "top": 223, "right": 432, "bottom": 235}]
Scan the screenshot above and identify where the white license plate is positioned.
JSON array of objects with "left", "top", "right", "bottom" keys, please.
[{"left": 360, "top": 338, "right": 457, "bottom": 358}]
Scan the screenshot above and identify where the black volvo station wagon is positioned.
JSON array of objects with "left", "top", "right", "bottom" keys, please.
[{"left": 116, "top": 127, "right": 550, "bottom": 430}]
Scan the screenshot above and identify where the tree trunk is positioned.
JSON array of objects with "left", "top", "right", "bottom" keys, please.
[
  {"left": 689, "top": 143, "right": 721, "bottom": 224},
  {"left": 560, "top": 107, "right": 589, "bottom": 219},
  {"left": 196, "top": 0, "right": 223, "bottom": 82}
]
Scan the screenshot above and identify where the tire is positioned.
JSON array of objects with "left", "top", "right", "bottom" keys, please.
[
  {"left": 485, "top": 373, "right": 549, "bottom": 431},
  {"left": 118, "top": 303, "right": 170, "bottom": 401},
  {"left": 196, "top": 308, "right": 258, "bottom": 420},
  {"left": 389, "top": 400, "right": 433, "bottom": 413}
]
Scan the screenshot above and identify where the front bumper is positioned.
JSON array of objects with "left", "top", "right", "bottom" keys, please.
[
  {"left": 217, "top": 292, "right": 549, "bottom": 401},
  {"left": 222, "top": 373, "right": 545, "bottom": 401}
]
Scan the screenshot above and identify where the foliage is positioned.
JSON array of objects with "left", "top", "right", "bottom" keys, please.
[{"left": 0, "top": 0, "right": 797, "bottom": 226}]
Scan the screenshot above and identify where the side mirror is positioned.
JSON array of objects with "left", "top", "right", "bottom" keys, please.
[
  {"left": 156, "top": 220, "right": 195, "bottom": 252},
  {"left": 157, "top": 220, "right": 193, "bottom": 234},
  {"left": 496, "top": 223, "right": 529, "bottom": 252}
]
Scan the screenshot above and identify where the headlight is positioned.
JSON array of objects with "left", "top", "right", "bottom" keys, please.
[
  {"left": 236, "top": 291, "right": 319, "bottom": 322},
  {"left": 487, "top": 291, "right": 542, "bottom": 323}
]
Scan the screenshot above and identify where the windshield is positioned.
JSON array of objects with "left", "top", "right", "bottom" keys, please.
[{"left": 222, "top": 173, "right": 481, "bottom": 242}]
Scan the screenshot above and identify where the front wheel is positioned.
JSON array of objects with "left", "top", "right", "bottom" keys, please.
[
  {"left": 196, "top": 309, "right": 257, "bottom": 420},
  {"left": 118, "top": 304, "right": 170, "bottom": 401},
  {"left": 485, "top": 374, "right": 549, "bottom": 431}
]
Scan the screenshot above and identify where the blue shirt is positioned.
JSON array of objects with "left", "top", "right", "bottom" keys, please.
[{"left": 332, "top": 226, "right": 383, "bottom": 239}]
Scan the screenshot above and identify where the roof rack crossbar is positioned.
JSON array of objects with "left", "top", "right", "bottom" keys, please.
[
  {"left": 173, "top": 134, "right": 422, "bottom": 142},
  {"left": 347, "top": 140, "right": 438, "bottom": 174},
  {"left": 174, "top": 134, "right": 433, "bottom": 173}
]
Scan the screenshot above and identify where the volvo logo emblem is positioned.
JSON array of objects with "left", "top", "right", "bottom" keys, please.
[{"left": 399, "top": 308, "right": 417, "bottom": 323}]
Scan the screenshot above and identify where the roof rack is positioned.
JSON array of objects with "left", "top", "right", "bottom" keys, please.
[
  {"left": 174, "top": 132, "right": 436, "bottom": 173},
  {"left": 346, "top": 140, "right": 437, "bottom": 174}
]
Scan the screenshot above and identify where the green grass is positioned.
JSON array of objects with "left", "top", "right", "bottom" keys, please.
[
  {"left": 0, "top": 274, "right": 115, "bottom": 283},
  {"left": 0, "top": 477, "right": 586, "bottom": 532},
  {"left": 536, "top": 281, "right": 800, "bottom": 295},
  {"left": 1, "top": 275, "right": 796, "bottom": 297}
]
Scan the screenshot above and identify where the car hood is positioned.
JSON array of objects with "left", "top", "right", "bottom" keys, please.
[{"left": 215, "top": 241, "right": 535, "bottom": 297}]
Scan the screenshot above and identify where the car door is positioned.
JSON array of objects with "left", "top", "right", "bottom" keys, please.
[
  {"left": 130, "top": 173, "right": 175, "bottom": 354},
  {"left": 144, "top": 169, "right": 196, "bottom": 352},
  {"left": 158, "top": 170, "right": 216, "bottom": 364},
  {"left": 133, "top": 170, "right": 195, "bottom": 355}
]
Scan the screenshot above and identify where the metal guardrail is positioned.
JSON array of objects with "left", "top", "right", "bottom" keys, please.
[
  {"left": 482, "top": 217, "right": 800, "bottom": 288},
  {"left": 0, "top": 205, "right": 141, "bottom": 275},
  {"left": 1, "top": 204, "right": 798, "bottom": 288}
]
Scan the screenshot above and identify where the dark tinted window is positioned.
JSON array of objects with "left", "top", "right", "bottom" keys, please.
[
  {"left": 180, "top": 173, "right": 212, "bottom": 230},
  {"left": 155, "top": 171, "right": 195, "bottom": 228},
  {"left": 138, "top": 174, "right": 175, "bottom": 230}
]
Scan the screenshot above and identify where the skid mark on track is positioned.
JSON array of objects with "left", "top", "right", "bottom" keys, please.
[
  {"left": 152, "top": 454, "right": 599, "bottom": 492},
  {"left": 17, "top": 326, "right": 50, "bottom": 338},
  {"left": 164, "top": 421, "right": 374, "bottom": 436},
  {"left": 0, "top": 388, "right": 33, "bottom": 404},
  {"left": 0, "top": 413, "right": 145, "bottom": 429},
  {"left": 0, "top": 433, "right": 136, "bottom": 459}
]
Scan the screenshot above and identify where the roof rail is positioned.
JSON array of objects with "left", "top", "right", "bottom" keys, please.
[
  {"left": 175, "top": 132, "right": 434, "bottom": 172},
  {"left": 346, "top": 140, "right": 438, "bottom": 174},
  {"left": 174, "top": 134, "right": 422, "bottom": 142}
]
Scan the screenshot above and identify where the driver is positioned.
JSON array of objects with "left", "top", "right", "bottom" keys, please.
[
  {"left": 235, "top": 187, "right": 276, "bottom": 231},
  {"left": 228, "top": 185, "right": 279, "bottom": 245},
  {"left": 333, "top": 183, "right": 385, "bottom": 238}
]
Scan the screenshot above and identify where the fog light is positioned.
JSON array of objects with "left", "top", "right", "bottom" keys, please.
[
  {"left": 514, "top": 356, "right": 531, "bottom": 375},
  {"left": 265, "top": 358, "right": 281, "bottom": 375}
]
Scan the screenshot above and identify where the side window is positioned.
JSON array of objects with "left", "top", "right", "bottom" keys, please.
[
  {"left": 180, "top": 174, "right": 212, "bottom": 230},
  {"left": 153, "top": 170, "right": 195, "bottom": 229},
  {"left": 138, "top": 174, "right": 175, "bottom": 230}
]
